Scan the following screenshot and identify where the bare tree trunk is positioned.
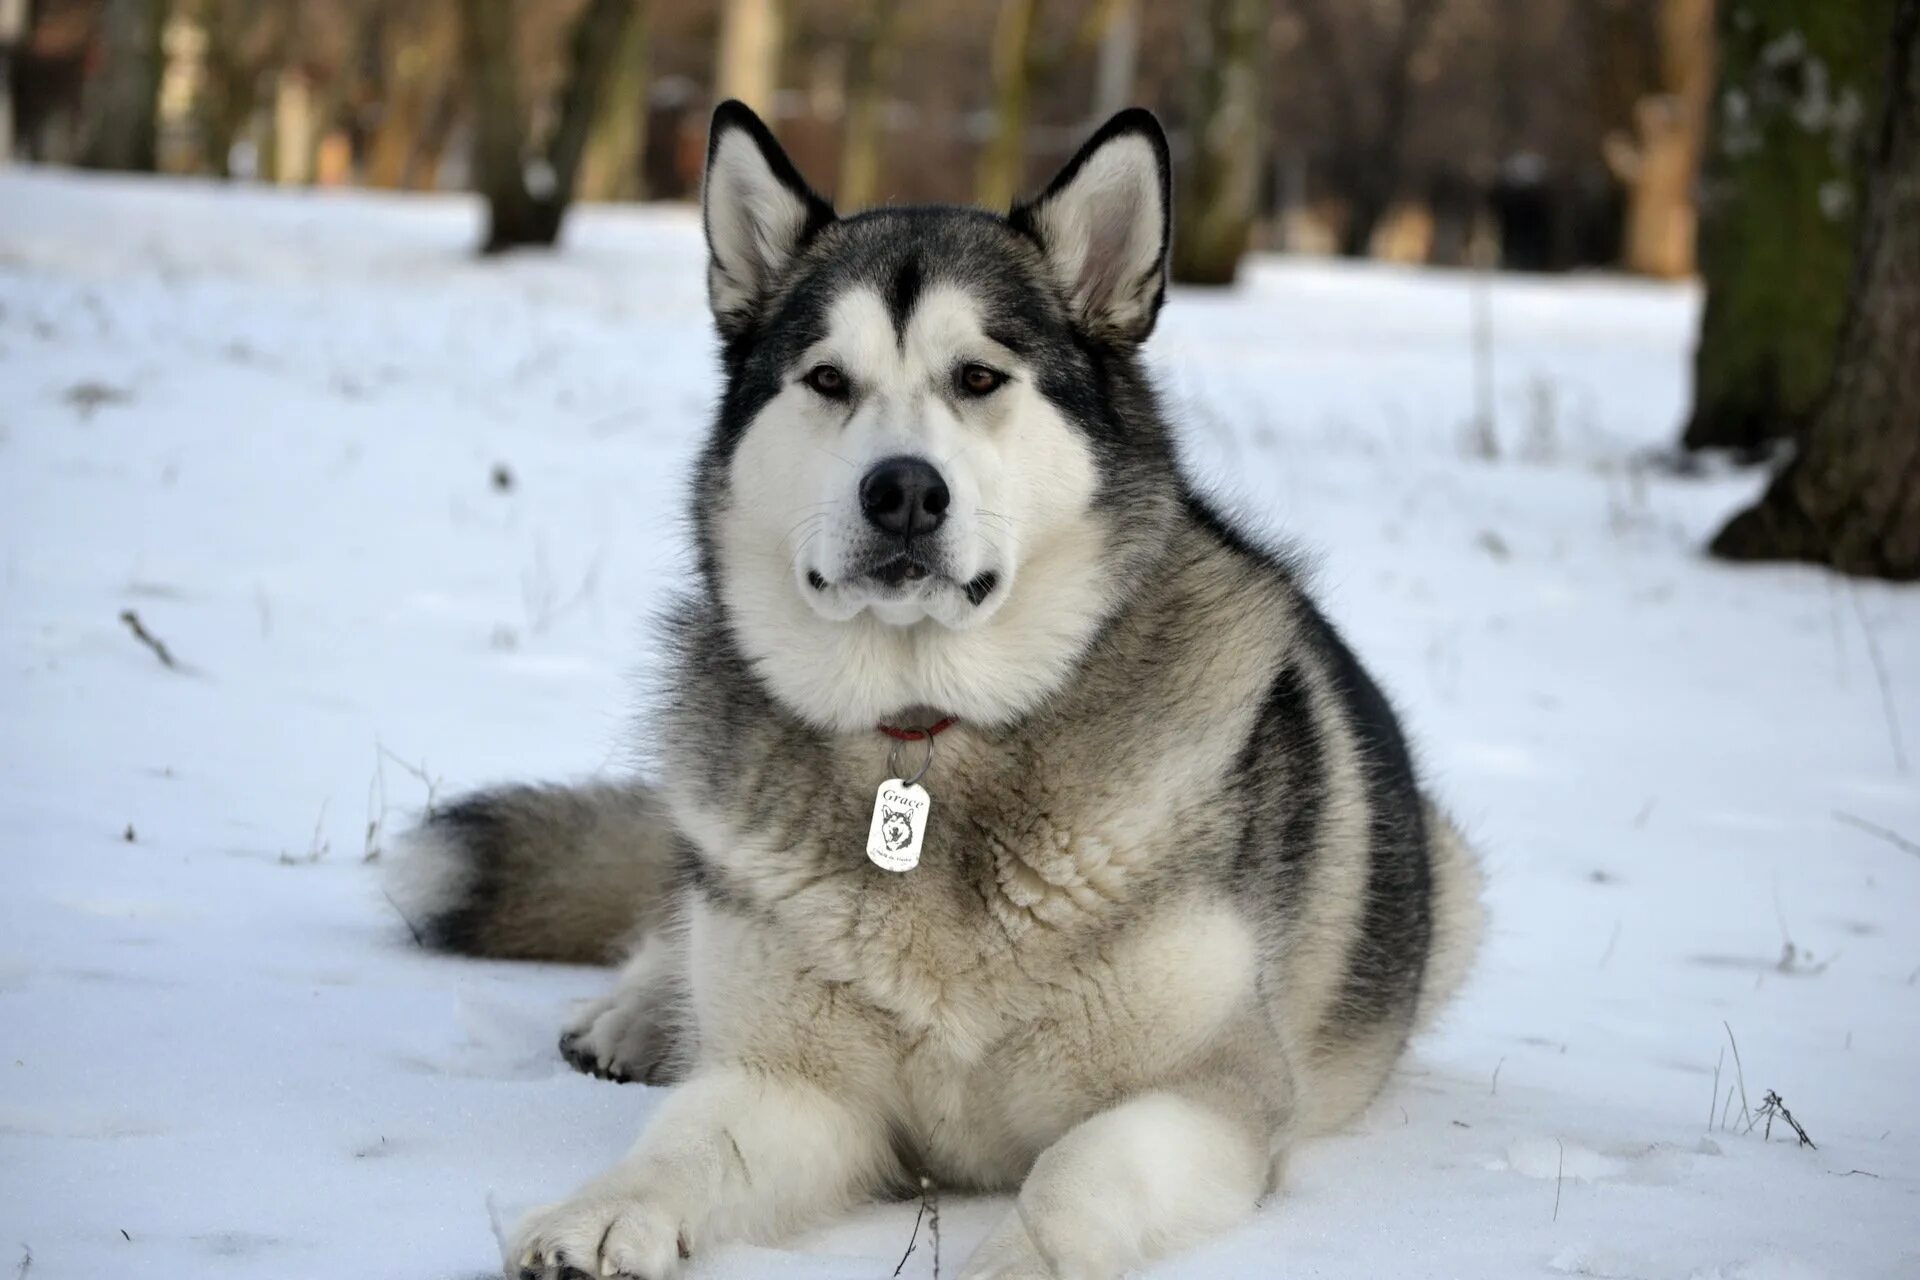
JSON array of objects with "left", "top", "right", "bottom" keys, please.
[
  {"left": 976, "top": 0, "right": 1045, "bottom": 209},
  {"left": 836, "top": 0, "right": 899, "bottom": 209},
  {"left": 1711, "top": 0, "right": 1920, "bottom": 579},
  {"left": 465, "top": 0, "right": 638, "bottom": 253},
  {"left": 1604, "top": 0, "right": 1713, "bottom": 278},
  {"left": 80, "top": 0, "right": 166, "bottom": 171},
  {"left": 716, "top": 0, "right": 783, "bottom": 114},
  {"left": 367, "top": 2, "right": 458, "bottom": 190},
  {"left": 197, "top": 0, "right": 268, "bottom": 179},
  {"left": 1297, "top": 0, "right": 1440, "bottom": 260},
  {"left": 1172, "top": 0, "right": 1265, "bottom": 285},
  {"left": 1090, "top": 0, "right": 1139, "bottom": 120},
  {"left": 1682, "top": 0, "right": 1894, "bottom": 451},
  {"left": 581, "top": 0, "right": 651, "bottom": 202}
]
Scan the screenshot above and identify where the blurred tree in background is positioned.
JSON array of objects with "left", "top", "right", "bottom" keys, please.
[
  {"left": 464, "top": 0, "right": 639, "bottom": 251},
  {"left": 0, "top": 0, "right": 1758, "bottom": 283},
  {"left": 1683, "top": 0, "right": 1895, "bottom": 453},
  {"left": 1708, "top": 0, "right": 1919, "bottom": 579}
]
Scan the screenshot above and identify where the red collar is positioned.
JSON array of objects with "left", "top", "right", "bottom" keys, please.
[{"left": 876, "top": 716, "right": 958, "bottom": 742}]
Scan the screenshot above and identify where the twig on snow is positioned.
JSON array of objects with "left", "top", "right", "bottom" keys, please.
[
  {"left": 1848, "top": 582, "right": 1908, "bottom": 773},
  {"left": 1721, "top": 1022, "right": 1753, "bottom": 1132},
  {"left": 1707, "top": 1046, "right": 1724, "bottom": 1131},
  {"left": 280, "top": 801, "right": 330, "bottom": 865},
  {"left": 1552, "top": 1138, "right": 1565, "bottom": 1223},
  {"left": 1833, "top": 810, "right": 1920, "bottom": 859},
  {"left": 892, "top": 1188, "right": 930, "bottom": 1278},
  {"left": 1755, "top": 1090, "right": 1817, "bottom": 1149},
  {"left": 378, "top": 743, "right": 442, "bottom": 820},
  {"left": 382, "top": 887, "right": 425, "bottom": 948},
  {"left": 118, "top": 609, "right": 178, "bottom": 670},
  {"left": 1490, "top": 1057, "right": 1505, "bottom": 1096},
  {"left": 17, "top": 1244, "right": 31, "bottom": 1279}
]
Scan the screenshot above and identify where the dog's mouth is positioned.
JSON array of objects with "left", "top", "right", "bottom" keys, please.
[{"left": 806, "top": 558, "right": 1000, "bottom": 607}]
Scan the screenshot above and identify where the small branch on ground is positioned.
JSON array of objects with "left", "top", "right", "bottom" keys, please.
[
  {"left": 1722, "top": 1022, "right": 1753, "bottom": 1132},
  {"left": 1755, "top": 1090, "right": 1817, "bottom": 1148},
  {"left": 280, "top": 801, "right": 330, "bottom": 865},
  {"left": 363, "top": 748, "right": 390, "bottom": 863},
  {"left": 926, "top": 1175, "right": 940, "bottom": 1279},
  {"left": 1833, "top": 810, "right": 1920, "bottom": 858},
  {"left": 892, "top": 1186, "right": 930, "bottom": 1278},
  {"left": 1490, "top": 1057, "right": 1505, "bottom": 1096},
  {"left": 1849, "top": 584, "right": 1908, "bottom": 774},
  {"left": 1707, "top": 1046, "right": 1724, "bottom": 1131},
  {"left": 378, "top": 743, "right": 442, "bottom": 820},
  {"left": 382, "top": 888, "right": 426, "bottom": 948},
  {"left": 118, "top": 609, "right": 179, "bottom": 670},
  {"left": 17, "top": 1244, "right": 31, "bottom": 1279},
  {"left": 1552, "top": 1138, "right": 1565, "bottom": 1223}
]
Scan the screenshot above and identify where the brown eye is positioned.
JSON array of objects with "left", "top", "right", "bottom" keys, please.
[
  {"left": 959, "top": 364, "right": 1006, "bottom": 396},
  {"left": 803, "top": 364, "right": 849, "bottom": 399}
]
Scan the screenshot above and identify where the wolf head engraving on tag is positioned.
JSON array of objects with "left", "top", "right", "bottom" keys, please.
[{"left": 867, "top": 779, "right": 930, "bottom": 872}]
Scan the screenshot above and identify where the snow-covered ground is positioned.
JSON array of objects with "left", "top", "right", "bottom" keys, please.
[{"left": 2, "top": 168, "right": 1916, "bottom": 1280}]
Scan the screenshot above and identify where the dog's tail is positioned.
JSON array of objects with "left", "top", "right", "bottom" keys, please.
[
  {"left": 1417, "top": 801, "right": 1486, "bottom": 1027},
  {"left": 385, "top": 780, "right": 679, "bottom": 964}
]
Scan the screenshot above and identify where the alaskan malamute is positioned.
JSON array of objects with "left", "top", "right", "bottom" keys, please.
[{"left": 396, "top": 101, "right": 1483, "bottom": 1280}]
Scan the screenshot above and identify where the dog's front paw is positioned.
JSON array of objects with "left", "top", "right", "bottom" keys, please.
[
  {"left": 508, "top": 1193, "right": 688, "bottom": 1280},
  {"left": 558, "top": 990, "right": 679, "bottom": 1085},
  {"left": 956, "top": 1210, "right": 1058, "bottom": 1280}
]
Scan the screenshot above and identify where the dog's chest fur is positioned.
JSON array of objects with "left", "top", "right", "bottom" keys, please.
[{"left": 673, "top": 724, "right": 1264, "bottom": 1183}]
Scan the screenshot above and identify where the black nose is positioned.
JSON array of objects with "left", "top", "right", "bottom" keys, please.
[{"left": 860, "top": 456, "right": 950, "bottom": 538}]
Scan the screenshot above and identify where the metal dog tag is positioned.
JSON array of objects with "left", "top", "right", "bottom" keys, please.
[{"left": 867, "top": 779, "right": 930, "bottom": 872}]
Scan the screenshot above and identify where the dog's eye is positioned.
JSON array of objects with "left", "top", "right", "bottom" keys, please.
[
  {"left": 802, "top": 364, "right": 849, "bottom": 399},
  {"left": 958, "top": 364, "right": 1006, "bottom": 397}
]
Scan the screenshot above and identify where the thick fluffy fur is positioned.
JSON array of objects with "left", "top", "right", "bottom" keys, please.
[{"left": 392, "top": 103, "right": 1482, "bottom": 1280}]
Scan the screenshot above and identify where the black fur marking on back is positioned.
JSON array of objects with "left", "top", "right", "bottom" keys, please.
[
  {"left": 1230, "top": 664, "right": 1326, "bottom": 926},
  {"left": 1296, "top": 601, "right": 1433, "bottom": 1031}
]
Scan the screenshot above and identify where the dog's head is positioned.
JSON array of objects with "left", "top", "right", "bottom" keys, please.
[
  {"left": 880, "top": 805, "right": 915, "bottom": 851},
  {"left": 694, "top": 102, "right": 1180, "bottom": 731}
]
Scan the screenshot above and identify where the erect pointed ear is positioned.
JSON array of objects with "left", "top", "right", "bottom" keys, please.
[
  {"left": 702, "top": 100, "right": 836, "bottom": 338},
  {"left": 1008, "top": 108, "right": 1171, "bottom": 344}
]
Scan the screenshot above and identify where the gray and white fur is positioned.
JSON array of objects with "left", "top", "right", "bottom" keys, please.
[{"left": 392, "top": 101, "right": 1484, "bottom": 1280}]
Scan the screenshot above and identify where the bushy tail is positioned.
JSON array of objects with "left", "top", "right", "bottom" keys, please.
[
  {"left": 386, "top": 780, "right": 679, "bottom": 964},
  {"left": 1418, "top": 802, "right": 1486, "bottom": 1027}
]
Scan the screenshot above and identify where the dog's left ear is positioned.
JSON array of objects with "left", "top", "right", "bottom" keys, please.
[
  {"left": 703, "top": 100, "right": 837, "bottom": 339},
  {"left": 1009, "top": 109, "right": 1171, "bottom": 344}
]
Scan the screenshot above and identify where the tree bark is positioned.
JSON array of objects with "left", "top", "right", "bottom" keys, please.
[
  {"left": 465, "top": 0, "right": 639, "bottom": 254},
  {"left": 1710, "top": 0, "right": 1920, "bottom": 579},
  {"left": 1605, "top": 0, "right": 1714, "bottom": 279},
  {"left": 836, "top": 0, "right": 900, "bottom": 210},
  {"left": 1682, "top": 0, "right": 1894, "bottom": 451},
  {"left": 581, "top": 0, "right": 652, "bottom": 202},
  {"left": 976, "top": 0, "right": 1045, "bottom": 209},
  {"left": 1172, "top": 0, "right": 1265, "bottom": 285},
  {"left": 80, "top": 0, "right": 166, "bottom": 172},
  {"left": 1089, "top": 0, "right": 1140, "bottom": 121},
  {"left": 716, "top": 0, "right": 783, "bottom": 115}
]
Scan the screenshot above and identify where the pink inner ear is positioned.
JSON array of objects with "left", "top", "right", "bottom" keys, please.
[{"left": 1077, "top": 199, "right": 1139, "bottom": 313}]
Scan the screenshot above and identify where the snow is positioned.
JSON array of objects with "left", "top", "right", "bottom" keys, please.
[{"left": 2, "top": 167, "right": 1916, "bottom": 1280}]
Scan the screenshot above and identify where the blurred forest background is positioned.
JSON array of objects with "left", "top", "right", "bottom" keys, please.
[{"left": 1, "top": 0, "right": 1913, "bottom": 577}]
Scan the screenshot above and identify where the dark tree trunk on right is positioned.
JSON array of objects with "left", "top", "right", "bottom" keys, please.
[
  {"left": 1710, "top": 0, "right": 1920, "bottom": 579},
  {"left": 1683, "top": 0, "right": 1893, "bottom": 451}
]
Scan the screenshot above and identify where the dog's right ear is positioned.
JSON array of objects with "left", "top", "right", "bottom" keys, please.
[{"left": 703, "top": 100, "right": 836, "bottom": 339}]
